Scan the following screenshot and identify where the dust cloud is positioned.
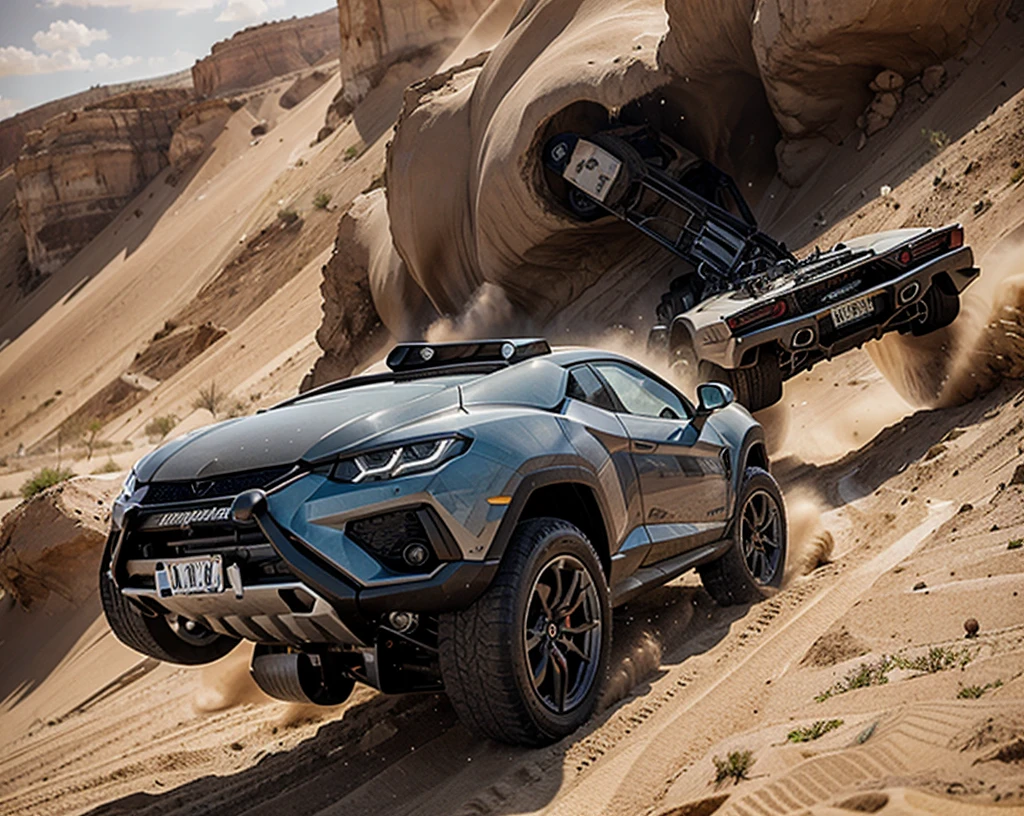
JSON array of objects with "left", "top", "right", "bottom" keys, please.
[
  {"left": 783, "top": 489, "right": 834, "bottom": 585},
  {"left": 192, "top": 644, "right": 270, "bottom": 713}
]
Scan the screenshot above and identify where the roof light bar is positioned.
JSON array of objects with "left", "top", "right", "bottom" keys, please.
[{"left": 385, "top": 339, "right": 552, "bottom": 372}]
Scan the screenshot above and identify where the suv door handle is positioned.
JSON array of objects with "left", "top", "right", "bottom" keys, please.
[{"left": 634, "top": 441, "right": 656, "bottom": 452}]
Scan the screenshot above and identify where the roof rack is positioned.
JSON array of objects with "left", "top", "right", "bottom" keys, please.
[{"left": 386, "top": 339, "right": 551, "bottom": 372}]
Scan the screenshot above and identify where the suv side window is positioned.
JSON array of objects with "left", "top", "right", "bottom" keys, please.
[
  {"left": 592, "top": 362, "right": 690, "bottom": 420},
  {"left": 566, "top": 365, "right": 616, "bottom": 411}
]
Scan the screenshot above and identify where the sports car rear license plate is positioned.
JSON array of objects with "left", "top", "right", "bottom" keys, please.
[
  {"left": 156, "top": 555, "right": 223, "bottom": 595},
  {"left": 830, "top": 294, "right": 875, "bottom": 327},
  {"left": 563, "top": 140, "right": 621, "bottom": 202}
]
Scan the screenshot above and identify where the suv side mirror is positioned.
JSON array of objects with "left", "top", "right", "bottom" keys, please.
[{"left": 696, "top": 382, "right": 734, "bottom": 415}]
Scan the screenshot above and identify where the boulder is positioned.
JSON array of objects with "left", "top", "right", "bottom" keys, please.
[
  {"left": 921, "top": 64, "right": 948, "bottom": 95},
  {"left": 0, "top": 477, "right": 121, "bottom": 609}
]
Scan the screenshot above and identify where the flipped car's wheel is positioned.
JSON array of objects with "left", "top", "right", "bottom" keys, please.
[
  {"left": 911, "top": 280, "right": 960, "bottom": 336},
  {"left": 700, "top": 352, "right": 783, "bottom": 413},
  {"left": 698, "top": 467, "right": 787, "bottom": 606},
  {"left": 100, "top": 561, "right": 240, "bottom": 665},
  {"left": 439, "top": 518, "right": 611, "bottom": 746}
]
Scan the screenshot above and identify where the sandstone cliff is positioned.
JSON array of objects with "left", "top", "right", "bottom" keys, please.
[
  {"left": 332, "top": 0, "right": 490, "bottom": 115},
  {"left": 192, "top": 9, "right": 340, "bottom": 97},
  {"left": 15, "top": 88, "right": 191, "bottom": 275},
  {"left": 0, "top": 69, "right": 193, "bottom": 173}
]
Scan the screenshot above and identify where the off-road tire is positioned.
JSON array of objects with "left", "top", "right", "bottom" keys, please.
[
  {"left": 700, "top": 352, "right": 783, "bottom": 413},
  {"left": 911, "top": 280, "right": 960, "bottom": 336},
  {"left": 100, "top": 558, "right": 240, "bottom": 665},
  {"left": 698, "top": 467, "right": 787, "bottom": 606},
  {"left": 438, "top": 518, "right": 612, "bottom": 746}
]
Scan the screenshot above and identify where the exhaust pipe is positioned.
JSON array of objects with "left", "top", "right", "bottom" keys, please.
[
  {"left": 792, "top": 327, "right": 816, "bottom": 348},
  {"left": 250, "top": 646, "right": 355, "bottom": 705}
]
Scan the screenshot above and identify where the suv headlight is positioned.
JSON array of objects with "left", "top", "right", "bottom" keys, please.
[
  {"left": 331, "top": 437, "right": 468, "bottom": 483},
  {"left": 111, "top": 469, "right": 138, "bottom": 530}
]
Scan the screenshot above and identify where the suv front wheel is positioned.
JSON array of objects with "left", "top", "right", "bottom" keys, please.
[{"left": 439, "top": 518, "right": 611, "bottom": 746}]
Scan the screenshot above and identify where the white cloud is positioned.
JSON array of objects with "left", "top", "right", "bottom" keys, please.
[
  {"left": 44, "top": 0, "right": 218, "bottom": 13},
  {"left": 216, "top": 0, "right": 267, "bottom": 22},
  {"left": 0, "top": 45, "right": 89, "bottom": 76},
  {"left": 147, "top": 49, "right": 198, "bottom": 72},
  {"left": 33, "top": 20, "right": 109, "bottom": 53},
  {"left": 0, "top": 21, "right": 140, "bottom": 78},
  {"left": 0, "top": 95, "right": 23, "bottom": 120}
]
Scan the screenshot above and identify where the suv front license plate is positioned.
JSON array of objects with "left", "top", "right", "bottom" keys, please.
[
  {"left": 830, "top": 294, "right": 875, "bottom": 327},
  {"left": 155, "top": 555, "right": 224, "bottom": 596}
]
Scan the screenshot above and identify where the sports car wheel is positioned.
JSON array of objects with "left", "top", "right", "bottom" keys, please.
[
  {"left": 100, "top": 552, "right": 240, "bottom": 665},
  {"left": 911, "top": 280, "right": 960, "bottom": 336},
  {"left": 698, "top": 466, "right": 787, "bottom": 606},
  {"left": 438, "top": 518, "right": 611, "bottom": 746},
  {"left": 700, "top": 352, "right": 783, "bottom": 413}
]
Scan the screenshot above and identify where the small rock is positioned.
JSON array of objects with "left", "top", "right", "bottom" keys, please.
[
  {"left": 964, "top": 618, "right": 980, "bottom": 638},
  {"left": 857, "top": 131, "right": 868, "bottom": 151},
  {"left": 880, "top": 184, "right": 892, "bottom": 197},
  {"left": 958, "top": 503, "right": 973, "bottom": 514},
  {"left": 913, "top": 581, "right": 927, "bottom": 591},
  {"left": 250, "top": 120, "right": 268, "bottom": 137},
  {"left": 870, "top": 69, "right": 905, "bottom": 93},
  {"left": 865, "top": 109, "right": 891, "bottom": 136},
  {"left": 870, "top": 91, "right": 901, "bottom": 120},
  {"left": 921, "top": 65, "right": 947, "bottom": 95},
  {"left": 1010, "top": 463, "right": 1024, "bottom": 486}
]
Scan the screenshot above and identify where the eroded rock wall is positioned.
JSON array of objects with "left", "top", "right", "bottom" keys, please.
[
  {"left": 334, "top": 0, "right": 491, "bottom": 113},
  {"left": 14, "top": 89, "right": 190, "bottom": 275},
  {"left": 192, "top": 9, "right": 340, "bottom": 97}
]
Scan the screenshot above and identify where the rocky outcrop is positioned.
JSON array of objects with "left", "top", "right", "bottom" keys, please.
[
  {"left": 192, "top": 9, "right": 340, "bottom": 97},
  {"left": 0, "top": 70, "right": 193, "bottom": 173},
  {"left": 168, "top": 98, "right": 233, "bottom": 173},
  {"left": 332, "top": 0, "right": 490, "bottom": 115},
  {"left": 0, "top": 477, "right": 120, "bottom": 609},
  {"left": 301, "top": 192, "right": 389, "bottom": 389},
  {"left": 14, "top": 88, "right": 190, "bottom": 274}
]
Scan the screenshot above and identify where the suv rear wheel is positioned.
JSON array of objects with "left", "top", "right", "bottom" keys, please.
[
  {"left": 438, "top": 518, "right": 611, "bottom": 746},
  {"left": 698, "top": 466, "right": 787, "bottom": 606}
]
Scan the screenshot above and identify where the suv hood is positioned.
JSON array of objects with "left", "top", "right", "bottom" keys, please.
[{"left": 136, "top": 384, "right": 462, "bottom": 482}]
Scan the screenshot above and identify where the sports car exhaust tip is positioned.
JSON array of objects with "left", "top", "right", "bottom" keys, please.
[
  {"left": 792, "top": 327, "right": 816, "bottom": 348},
  {"left": 230, "top": 489, "right": 267, "bottom": 524}
]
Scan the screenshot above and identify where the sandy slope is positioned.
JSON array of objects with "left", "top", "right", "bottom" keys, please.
[{"left": 1, "top": 7, "right": 1024, "bottom": 816}]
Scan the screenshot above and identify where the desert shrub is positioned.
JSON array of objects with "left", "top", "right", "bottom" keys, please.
[
  {"left": 343, "top": 143, "right": 365, "bottom": 161},
  {"left": 192, "top": 383, "right": 224, "bottom": 418},
  {"left": 1010, "top": 166, "right": 1023, "bottom": 185},
  {"left": 957, "top": 679, "right": 1002, "bottom": 699},
  {"left": 277, "top": 207, "right": 300, "bottom": 225},
  {"left": 145, "top": 414, "right": 178, "bottom": 440},
  {"left": 312, "top": 191, "right": 331, "bottom": 209},
  {"left": 816, "top": 656, "right": 895, "bottom": 701},
  {"left": 20, "top": 467, "right": 75, "bottom": 499},
  {"left": 92, "top": 458, "right": 121, "bottom": 474},
  {"left": 713, "top": 750, "right": 754, "bottom": 787},
  {"left": 225, "top": 400, "right": 248, "bottom": 418},
  {"left": 921, "top": 128, "right": 950, "bottom": 151},
  {"left": 0, "top": 490, "right": 15, "bottom": 500},
  {"left": 84, "top": 419, "right": 103, "bottom": 459},
  {"left": 1008, "top": 538, "right": 1023, "bottom": 550},
  {"left": 894, "top": 646, "right": 973, "bottom": 674},
  {"left": 787, "top": 719, "right": 844, "bottom": 743}
]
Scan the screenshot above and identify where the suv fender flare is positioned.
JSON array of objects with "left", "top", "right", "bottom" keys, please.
[
  {"left": 485, "top": 465, "right": 615, "bottom": 566},
  {"left": 728, "top": 426, "right": 769, "bottom": 520}
]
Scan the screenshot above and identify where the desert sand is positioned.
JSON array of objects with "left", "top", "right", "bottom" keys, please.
[{"left": 1, "top": 2, "right": 1024, "bottom": 815}]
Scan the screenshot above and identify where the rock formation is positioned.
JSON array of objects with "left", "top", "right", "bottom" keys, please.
[
  {"left": 168, "top": 98, "right": 233, "bottom": 174},
  {"left": 192, "top": 9, "right": 340, "bottom": 97},
  {"left": 335, "top": 0, "right": 490, "bottom": 111},
  {"left": 304, "top": 0, "right": 1007, "bottom": 386},
  {"left": 0, "top": 477, "right": 120, "bottom": 608},
  {"left": 14, "top": 89, "right": 190, "bottom": 275}
]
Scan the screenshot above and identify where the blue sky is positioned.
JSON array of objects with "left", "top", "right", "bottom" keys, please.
[{"left": 0, "top": 0, "right": 334, "bottom": 119}]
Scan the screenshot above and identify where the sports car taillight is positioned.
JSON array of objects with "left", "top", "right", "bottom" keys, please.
[
  {"left": 896, "top": 225, "right": 965, "bottom": 267},
  {"left": 948, "top": 226, "right": 964, "bottom": 249},
  {"left": 726, "top": 299, "right": 788, "bottom": 334}
]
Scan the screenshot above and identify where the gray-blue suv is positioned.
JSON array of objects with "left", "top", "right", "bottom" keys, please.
[{"left": 101, "top": 339, "right": 787, "bottom": 745}]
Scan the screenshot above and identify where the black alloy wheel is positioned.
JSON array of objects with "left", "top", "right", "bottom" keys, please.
[{"left": 524, "top": 554, "right": 603, "bottom": 714}]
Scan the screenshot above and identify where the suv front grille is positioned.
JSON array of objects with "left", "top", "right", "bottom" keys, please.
[{"left": 141, "top": 465, "right": 294, "bottom": 505}]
